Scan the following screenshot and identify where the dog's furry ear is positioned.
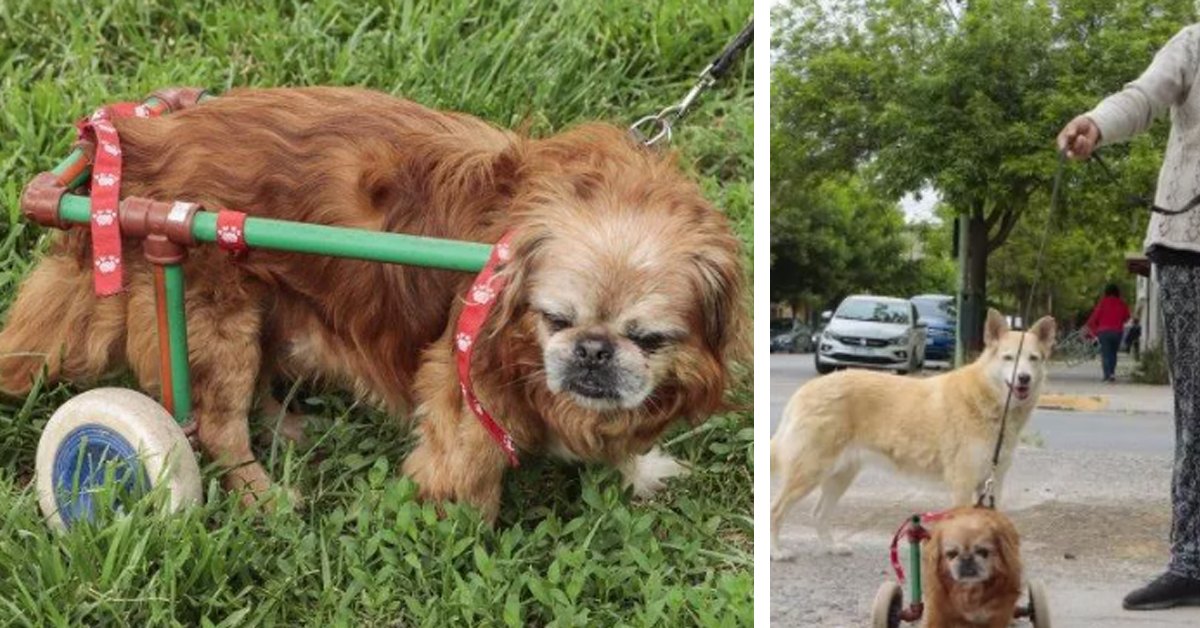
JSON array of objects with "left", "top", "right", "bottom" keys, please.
[
  {"left": 487, "top": 230, "right": 548, "bottom": 337},
  {"left": 1029, "top": 315, "right": 1057, "bottom": 350},
  {"left": 681, "top": 232, "right": 749, "bottom": 422},
  {"left": 691, "top": 244, "right": 747, "bottom": 361},
  {"left": 991, "top": 513, "right": 1023, "bottom": 592},
  {"left": 922, "top": 527, "right": 948, "bottom": 597},
  {"left": 984, "top": 309, "right": 1009, "bottom": 346}
]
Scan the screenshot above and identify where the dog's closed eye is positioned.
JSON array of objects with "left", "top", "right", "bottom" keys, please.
[
  {"left": 626, "top": 327, "right": 684, "bottom": 354},
  {"left": 541, "top": 311, "right": 574, "bottom": 333}
]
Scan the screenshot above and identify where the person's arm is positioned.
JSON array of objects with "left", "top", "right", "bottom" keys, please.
[
  {"left": 1088, "top": 26, "right": 1199, "bottom": 147},
  {"left": 1086, "top": 302, "right": 1102, "bottom": 334}
]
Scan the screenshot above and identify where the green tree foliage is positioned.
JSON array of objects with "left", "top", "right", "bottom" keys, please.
[
  {"left": 771, "top": 174, "right": 954, "bottom": 313},
  {"left": 772, "top": 0, "right": 1194, "bottom": 335}
]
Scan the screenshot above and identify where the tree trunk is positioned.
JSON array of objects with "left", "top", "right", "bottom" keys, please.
[{"left": 962, "top": 209, "right": 989, "bottom": 355}]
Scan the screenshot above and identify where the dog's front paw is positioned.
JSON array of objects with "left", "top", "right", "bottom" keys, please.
[
  {"left": 403, "top": 446, "right": 502, "bottom": 523},
  {"left": 771, "top": 544, "right": 797, "bottom": 562},
  {"left": 620, "top": 447, "right": 690, "bottom": 498}
]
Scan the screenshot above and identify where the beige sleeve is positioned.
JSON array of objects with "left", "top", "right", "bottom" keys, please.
[{"left": 1086, "top": 25, "right": 1198, "bottom": 146}]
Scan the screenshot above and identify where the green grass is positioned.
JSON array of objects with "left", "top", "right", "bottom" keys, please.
[{"left": 0, "top": 1, "right": 753, "bottom": 626}]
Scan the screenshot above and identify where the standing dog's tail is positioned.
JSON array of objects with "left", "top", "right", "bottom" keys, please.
[{"left": 0, "top": 251, "right": 125, "bottom": 396}]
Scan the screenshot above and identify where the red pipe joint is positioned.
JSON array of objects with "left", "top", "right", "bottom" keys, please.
[
  {"left": 120, "top": 197, "right": 202, "bottom": 265},
  {"left": 900, "top": 602, "right": 924, "bottom": 622},
  {"left": 20, "top": 172, "right": 69, "bottom": 229},
  {"left": 120, "top": 197, "right": 200, "bottom": 246}
]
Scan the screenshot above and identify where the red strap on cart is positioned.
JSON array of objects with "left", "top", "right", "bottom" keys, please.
[
  {"left": 454, "top": 231, "right": 519, "bottom": 467},
  {"left": 76, "top": 101, "right": 167, "bottom": 296},
  {"left": 889, "top": 510, "right": 950, "bottom": 586},
  {"left": 215, "top": 209, "right": 249, "bottom": 256}
]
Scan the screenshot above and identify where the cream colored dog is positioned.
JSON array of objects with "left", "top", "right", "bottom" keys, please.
[{"left": 770, "top": 309, "right": 1055, "bottom": 560}]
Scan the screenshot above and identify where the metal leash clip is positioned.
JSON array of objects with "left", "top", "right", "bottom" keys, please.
[
  {"left": 977, "top": 476, "right": 997, "bottom": 509},
  {"left": 630, "top": 73, "right": 717, "bottom": 147},
  {"left": 629, "top": 18, "right": 753, "bottom": 147}
]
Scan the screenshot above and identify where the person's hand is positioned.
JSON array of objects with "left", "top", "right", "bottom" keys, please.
[{"left": 1057, "top": 115, "right": 1101, "bottom": 160}]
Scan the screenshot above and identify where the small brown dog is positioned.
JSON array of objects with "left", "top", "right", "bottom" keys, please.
[
  {"left": 923, "top": 507, "right": 1024, "bottom": 628},
  {"left": 0, "top": 87, "right": 747, "bottom": 520}
]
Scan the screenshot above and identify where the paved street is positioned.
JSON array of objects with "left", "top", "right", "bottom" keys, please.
[{"left": 769, "top": 353, "right": 1200, "bottom": 627}]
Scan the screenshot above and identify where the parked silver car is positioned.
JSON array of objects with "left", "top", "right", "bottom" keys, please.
[{"left": 815, "top": 295, "right": 927, "bottom": 375}]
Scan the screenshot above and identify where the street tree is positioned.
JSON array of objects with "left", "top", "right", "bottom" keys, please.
[{"left": 771, "top": 0, "right": 1193, "bottom": 349}]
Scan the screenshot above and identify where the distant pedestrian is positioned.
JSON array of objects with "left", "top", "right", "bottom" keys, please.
[
  {"left": 1085, "top": 284, "right": 1131, "bottom": 383},
  {"left": 1059, "top": 23, "right": 1200, "bottom": 610},
  {"left": 1125, "top": 317, "right": 1142, "bottom": 359}
]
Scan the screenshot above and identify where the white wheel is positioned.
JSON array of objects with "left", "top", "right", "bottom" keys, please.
[
  {"left": 36, "top": 388, "right": 202, "bottom": 530},
  {"left": 1028, "top": 581, "right": 1051, "bottom": 628},
  {"left": 872, "top": 580, "right": 903, "bottom": 628}
]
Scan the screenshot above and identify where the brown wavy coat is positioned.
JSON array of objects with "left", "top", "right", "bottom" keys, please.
[{"left": 0, "top": 87, "right": 746, "bottom": 520}]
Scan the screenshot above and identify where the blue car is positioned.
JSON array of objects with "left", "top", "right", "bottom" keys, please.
[{"left": 911, "top": 294, "right": 956, "bottom": 362}]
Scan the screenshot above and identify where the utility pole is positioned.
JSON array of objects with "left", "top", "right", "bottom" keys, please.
[{"left": 955, "top": 214, "right": 968, "bottom": 367}]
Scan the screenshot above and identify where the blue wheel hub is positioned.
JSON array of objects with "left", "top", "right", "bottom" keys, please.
[{"left": 52, "top": 425, "right": 149, "bottom": 529}]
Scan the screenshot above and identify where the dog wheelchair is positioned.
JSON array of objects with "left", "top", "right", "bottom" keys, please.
[
  {"left": 17, "top": 88, "right": 497, "bottom": 529},
  {"left": 871, "top": 514, "right": 1052, "bottom": 628}
]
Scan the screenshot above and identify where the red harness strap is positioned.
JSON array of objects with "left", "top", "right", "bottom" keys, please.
[
  {"left": 889, "top": 510, "right": 950, "bottom": 586},
  {"left": 215, "top": 208, "right": 249, "bottom": 256},
  {"left": 76, "top": 102, "right": 168, "bottom": 296},
  {"left": 454, "top": 231, "right": 519, "bottom": 467}
]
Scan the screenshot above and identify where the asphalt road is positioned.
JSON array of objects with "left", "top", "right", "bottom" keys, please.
[{"left": 768, "top": 353, "right": 1200, "bottom": 627}]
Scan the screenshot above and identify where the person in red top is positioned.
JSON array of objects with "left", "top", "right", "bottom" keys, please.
[{"left": 1086, "top": 283, "right": 1132, "bottom": 382}]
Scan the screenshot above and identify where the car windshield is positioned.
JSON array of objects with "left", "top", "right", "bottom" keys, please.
[
  {"left": 836, "top": 299, "right": 910, "bottom": 324},
  {"left": 912, "top": 297, "right": 956, "bottom": 321}
]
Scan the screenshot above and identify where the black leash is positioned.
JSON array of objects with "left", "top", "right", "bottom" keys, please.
[
  {"left": 1091, "top": 152, "right": 1200, "bottom": 215},
  {"left": 977, "top": 150, "right": 1067, "bottom": 509},
  {"left": 629, "top": 17, "right": 753, "bottom": 146}
]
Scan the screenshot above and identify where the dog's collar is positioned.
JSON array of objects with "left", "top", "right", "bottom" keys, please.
[{"left": 455, "top": 230, "right": 520, "bottom": 467}]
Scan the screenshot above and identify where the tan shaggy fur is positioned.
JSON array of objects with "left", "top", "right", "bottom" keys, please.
[
  {"left": 770, "top": 309, "right": 1055, "bottom": 559},
  {"left": 923, "top": 507, "right": 1024, "bottom": 628},
  {"left": 0, "top": 87, "right": 747, "bottom": 520}
]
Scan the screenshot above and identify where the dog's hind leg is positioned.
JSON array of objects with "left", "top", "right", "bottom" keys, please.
[
  {"left": 770, "top": 449, "right": 830, "bottom": 561},
  {"left": 0, "top": 253, "right": 126, "bottom": 396},
  {"left": 812, "top": 456, "right": 861, "bottom": 555},
  {"left": 125, "top": 267, "right": 280, "bottom": 507}
]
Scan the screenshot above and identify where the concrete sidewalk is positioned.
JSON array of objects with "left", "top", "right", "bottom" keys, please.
[{"left": 1039, "top": 360, "right": 1173, "bottom": 415}]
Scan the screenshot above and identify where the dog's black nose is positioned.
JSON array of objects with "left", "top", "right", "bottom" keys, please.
[
  {"left": 1018, "top": 373, "right": 1032, "bottom": 385},
  {"left": 574, "top": 335, "right": 615, "bottom": 366},
  {"left": 958, "top": 557, "right": 978, "bottom": 577}
]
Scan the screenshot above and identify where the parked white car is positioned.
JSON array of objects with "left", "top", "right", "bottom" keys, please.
[{"left": 815, "top": 295, "right": 927, "bottom": 375}]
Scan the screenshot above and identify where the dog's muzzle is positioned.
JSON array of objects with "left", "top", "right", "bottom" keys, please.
[{"left": 565, "top": 335, "right": 622, "bottom": 400}]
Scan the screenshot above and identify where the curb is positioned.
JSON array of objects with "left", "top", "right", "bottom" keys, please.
[{"left": 1038, "top": 393, "right": 1109, "bottom": 412}]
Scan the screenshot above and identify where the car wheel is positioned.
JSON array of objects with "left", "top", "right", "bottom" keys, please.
[{"left": 815, "top": 354, "right": 835, "bottom": 375}]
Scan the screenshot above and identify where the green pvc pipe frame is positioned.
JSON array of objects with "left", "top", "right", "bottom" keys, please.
[
  {"left": 908, "top": 514, "right": 923, "bottom": 606},
  {"left": 55, "top": 194, "right": 492, "bottom": 272},
  {"left": 163, "top": 264, "right": 192, "bottom": 423},
  {"left": 42, "top": 121, "right": 493, "bottom": 427}
]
